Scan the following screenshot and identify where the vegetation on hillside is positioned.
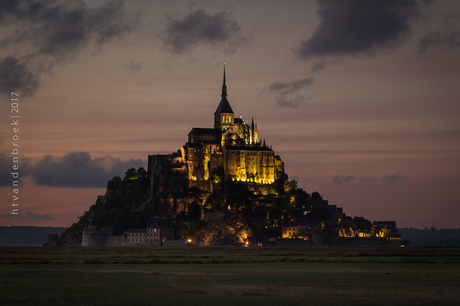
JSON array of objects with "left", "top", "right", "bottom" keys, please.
[{"left": 54, "top": 166, "right": 369, "bottom": 245}]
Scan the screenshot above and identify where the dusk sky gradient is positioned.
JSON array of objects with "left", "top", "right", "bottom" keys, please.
[{"left": 1, "top": 0, "right": 459, "bottom": 229}]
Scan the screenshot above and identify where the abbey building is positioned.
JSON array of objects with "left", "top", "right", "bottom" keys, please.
[
  {"left": 185, "top": 65, "right": 283, "bottom": 184},
  {"left": 147, "top": 65, "right": 284, "bottom": 214}
]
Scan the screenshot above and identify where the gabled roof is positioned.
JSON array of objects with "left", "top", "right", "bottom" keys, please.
[{"left": 215, "top": 97, "right": 234, "bottom": 114}]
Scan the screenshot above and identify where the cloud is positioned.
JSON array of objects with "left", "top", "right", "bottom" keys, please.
[
  {"left": 359, "top": 176, "right": 380, "bottom": 185},
  {"left": 0, "top": 211, "right": 54, "bottom": 220},
  {"left": 381, "top": 172, "right": 408, "bottom": 185},
  {"left": 265, "top": 77, "right": 314, "bottom": 108},
  {"left": 0, "top": 153, "right": 11, "bottom": 187},
  {"left": 268, "top": 78, "right": 315, "bottom": 95},
  {"left": 126, "top": 60, "right": 143, "bottom": 72},
  {"left": 311, "top": 60, "right": 325, "bottom": 73},
  {"left": 163, "top": 9, "right": 250, "bottom": 54},
  {"left": 418, "top": 31, "right": 460, "bottom": 55},
  {"left": 333, "top": 175, "right": 356, "bottom": 185},
  {"left": 275, "top": 95, "right": 306, "bottom": 108},
  {"left": 0, "top": 56, "right": 40, "bottom": 97},
  {"left": 24, "top": 152, "right": 145, "bottom": 188},
  {"left": 25, "top": 212, "right": 54, "bottom": 221},
  {"left": 0, "top": 0, "right": 132, "bottom": 97},
  {"left": 296, "top": 0, "right": 429, "bottom": 61},
  {"left": 1, "top": 151, "right": 145, "bottom": 188}
]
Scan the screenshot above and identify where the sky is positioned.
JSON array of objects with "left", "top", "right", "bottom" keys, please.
[{"left": 0, "top": 0, "right": 459, "bottom": 229}]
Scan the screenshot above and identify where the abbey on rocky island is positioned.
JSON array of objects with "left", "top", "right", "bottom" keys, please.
[{"left": 76, "top": 64, "right": 404, "bottom": 248}]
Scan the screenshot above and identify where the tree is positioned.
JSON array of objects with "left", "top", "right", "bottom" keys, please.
[
  {"left": 124, "top": 168, "right": 137, "bottom": 180},
  {"left": 137, "top": 167, "right": 147, "bottom": 178},
  {"left": 311, "top": 191, "right": 326, "bottom": 207}
]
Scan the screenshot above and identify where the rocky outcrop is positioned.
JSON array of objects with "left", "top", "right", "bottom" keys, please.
[{"left": 197, "top": 214, "right": 253, "bottom": 246}]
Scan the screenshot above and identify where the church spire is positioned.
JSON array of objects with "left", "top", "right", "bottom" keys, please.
[
  {"left": 221, "top": 59, "right": 227, "bottom": 98},
  {"left": 214, "top": 60, "right": 234, "bottom": 130},
  {"left": 215, "top": 60, "right": 233, "bottom": 115}
]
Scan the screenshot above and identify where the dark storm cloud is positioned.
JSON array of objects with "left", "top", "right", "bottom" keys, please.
[
  {"left": 296, "top": 0, "right": 430, "bottom": 61},
  {"left": 163, "top": 9, "right": 250, "bottom": 54},
  {"left": 126, "top": 60, "right": 143, "bottom": 72},
  {"left": 0, "top": 0, "right": 132, "bottom": 97},
  {"left": 333, "top": 175, "right": 356, "bottom": 185},
  {"left": 418, "top": 31, "right": 460, "bottom": 55},
  {"left": 25, "top": 152, "right": 145, "bottom": 188},
  {"left": 265, "top": 77, "right": 314, "bottom": 108},
  {"left": 0, "top": 57, "right": 39, "bottom": 97}
]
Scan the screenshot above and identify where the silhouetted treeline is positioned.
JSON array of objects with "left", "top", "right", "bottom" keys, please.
[
  {"left": 399, "top": 228, "right": 460, "bottom": 247},
  {"left": 0, "top": 226, "right": 67, "bottom": 246}
]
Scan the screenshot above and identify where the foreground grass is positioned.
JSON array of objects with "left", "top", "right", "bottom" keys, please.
[{"left": 0, "top": 247, "right": 459, "bottom": 306}]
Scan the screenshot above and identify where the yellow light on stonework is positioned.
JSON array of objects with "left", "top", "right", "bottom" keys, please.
[{"left": 187, "top": 239, "right": 192, "bottom": 243}]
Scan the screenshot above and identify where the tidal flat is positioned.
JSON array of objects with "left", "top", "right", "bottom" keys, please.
[{"left": 1, "top": 247, "right": 459, "bottom": 306}]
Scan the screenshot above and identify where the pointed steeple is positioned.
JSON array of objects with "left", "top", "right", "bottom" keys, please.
[
  {"left": 214, "top": 60, "right": 234, "bottom": 131},
  {"left": 221, "top": 63, "right": 227, "bottom": 98},
  {"left": 215, "top": 60, "right": 233, "bottom": 115}
]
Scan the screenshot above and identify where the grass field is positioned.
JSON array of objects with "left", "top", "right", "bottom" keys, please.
[{"left": 1, "top": 247, "right": 459, "bottom": 306}]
